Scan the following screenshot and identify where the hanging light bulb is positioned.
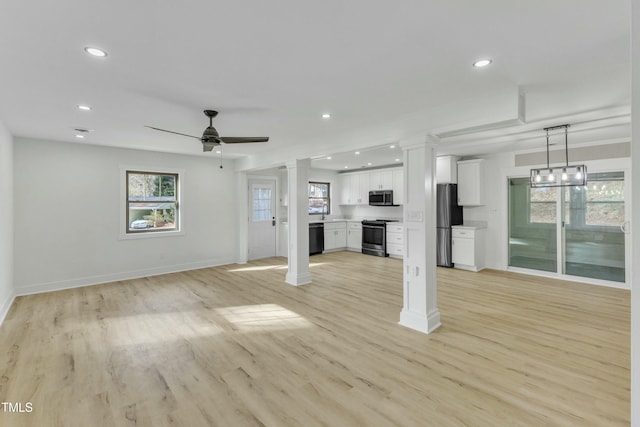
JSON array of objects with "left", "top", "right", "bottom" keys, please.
[{"left": 530, "top": 125, "right": 586, "bottom": 187}]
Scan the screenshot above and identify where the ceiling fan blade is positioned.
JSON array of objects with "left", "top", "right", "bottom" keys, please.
[
  {"left": 145, "top": 126, "right": 202, "bottom": 140},
  {"left": 220, "top": 136, "right": 269, "bottom": 144}
]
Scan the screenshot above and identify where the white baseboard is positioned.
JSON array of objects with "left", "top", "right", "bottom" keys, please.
[
  {"left": 399, "top": 308, "right": 441, "bottom": 334},
  {"left": 14, "top": 257, "right": 238, "bottom": 297},
  {"left": 0, "top": 291, "right": 16, "bottom": 327}
]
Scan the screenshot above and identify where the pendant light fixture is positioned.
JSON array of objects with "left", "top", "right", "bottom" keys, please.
[{"left": 530, "top": 124, "right": 587, "bottom": 188}]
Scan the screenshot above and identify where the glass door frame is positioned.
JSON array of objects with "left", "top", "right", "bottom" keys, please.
[{"left": 506, "top": 164, "right": 631, "bottom": 289}]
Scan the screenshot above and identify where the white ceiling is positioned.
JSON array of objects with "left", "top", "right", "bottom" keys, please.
[{"left": 0, "top": 1, "right": 630, "bottom": 171}]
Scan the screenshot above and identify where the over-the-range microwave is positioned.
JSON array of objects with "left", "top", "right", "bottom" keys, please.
[{"left": 369, "top": 190, "right": 397, "bottom": 206}]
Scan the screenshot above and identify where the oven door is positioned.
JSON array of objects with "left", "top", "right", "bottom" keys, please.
[{"left": 362, "top": 224, "right": 387, "bottom": 256}]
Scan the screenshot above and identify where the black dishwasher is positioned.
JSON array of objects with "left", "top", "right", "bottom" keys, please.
[{"left": 309, "top": 223, "right": 324, "bottom": 255}]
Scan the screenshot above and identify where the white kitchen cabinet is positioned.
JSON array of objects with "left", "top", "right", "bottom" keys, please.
[
  {"left": 339, "top": 173, "right": 368, "bottom": 205},
  {"left": 392, "top": 169, "right": 404, "bottom": 205},
  {"left": 324, "top": 221, "right": 347, "bottom": 252},
  {"left": 339, "top": 174, "right": 352, "bottom": 205},
  {"left": 347, "top": 222, "right": 362, "bottom": 251},
  {"left": 436, "top": 155, "right": 459, "bottom": 184},
  {"left": 357, "top": 174, "right": 370, "bottom": 204},
  {"left": 452, "top": 227, "right": 485, "bottom": 271},
  {"left": 340, "top": 168, "right": 403, "bottom": 205},
  {"left": 386, "top": 223, "right": 404, "bottom": 258},
  {"left": 369, "top": 170, "right": 393, "bottom": 190},
  {"left": 457, "top": 159, "right": 485, "bottom": 206}
]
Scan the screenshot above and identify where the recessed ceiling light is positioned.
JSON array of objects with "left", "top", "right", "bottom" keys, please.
[
  {"left": 77, "top": 105, "right": 92, "bottom": 111},
  {"left": 473, "top": 58, "right": 492, "bottom": 68},
  {"left": 367, "top": 162, "right": 372, "bottom": 166},
  {"left": 389, "top": 145, "right": 396, "bottom": 149},
  {"left": 344, "top": 166, "right": 349, "bottom": 169},
  {"left": 84, "top": 47, "right": 107, "bottom": 57},
  {"left": 395, "top": 158, "right": 401, "bottom": 162},
  {"left": 355, "top": 151, "right": 360, "bottom": 155},
  {"left": 75, "top": 134, "right": 85, "bottom": 139},
  {"left": 321, "top": 113, "right": 331, "bottom": 119},
  {"left": 327, "top": 156, "right": 332, "bottom": 160}
]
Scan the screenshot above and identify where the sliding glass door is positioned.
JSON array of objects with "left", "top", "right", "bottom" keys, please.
[
  {"left": 508, "top": 171, "right": 626, "bottom": 283},
  {"left": 508, "top": 178, "right": 557, "bottom": 272},
  {"left": 562, "top": 172, "right": 625, "bottom": 282}
]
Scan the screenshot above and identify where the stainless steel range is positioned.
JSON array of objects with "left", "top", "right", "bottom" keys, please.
[{"left": 361, "top": 219, "right": 398, "bottom": 257}]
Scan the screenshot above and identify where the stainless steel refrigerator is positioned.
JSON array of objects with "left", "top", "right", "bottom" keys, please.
[{"left": 437, "top": 183, "right": 463, "bottom": 267}]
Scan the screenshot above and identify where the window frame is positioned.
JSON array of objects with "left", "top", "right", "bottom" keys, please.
[
  {"left": 308, "top": 181, "right": 331, "bottom": 216},
  {"left": 120, "top": 167, "right": 184, "bottom": 240}
]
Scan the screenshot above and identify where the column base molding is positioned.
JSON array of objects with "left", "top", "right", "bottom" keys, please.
[
  {"left": 285, "top": 272, "right": 312, "bottom": 286},
  {"left": 399, "top": 308, "right": 441, "bottom": 334}
]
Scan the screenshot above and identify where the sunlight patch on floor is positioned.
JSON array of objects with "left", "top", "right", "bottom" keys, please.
[
  {"left": 104, "top": 312, "right": 222, "bottom": 345},
  {"left": 215, "top": 304, "right": 313, "bottom": 332},
  {"left": 309, "top": 262, "right": 329, "bottom": 268},
  {"left": 227, "top": 264, "right": 288, "bottom": 272}
]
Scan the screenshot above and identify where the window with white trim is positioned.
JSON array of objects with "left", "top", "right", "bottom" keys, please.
[
  {"left": 126, "top": 171, "right": 179, "bottom": 233},
  {"left": 308, "top": 182, "right": 330, "bottom": 215}
]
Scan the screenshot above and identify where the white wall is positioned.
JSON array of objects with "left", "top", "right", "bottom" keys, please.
[
  {"left": 0, "top": 121, "right": 14, "bottom": 322},
  {"left": 461, "top": 152, "right": 512, "bottom": 270},
  {"left": 13, "top": 138, "right": 240, "bottom": 295}
]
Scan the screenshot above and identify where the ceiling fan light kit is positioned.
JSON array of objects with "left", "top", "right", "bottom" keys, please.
[
  {"left": 530, "top": 124, "right": 587, "bottom": 188},
  {"left": 146, "top": 109, "right": 269, "bottom": 152}
]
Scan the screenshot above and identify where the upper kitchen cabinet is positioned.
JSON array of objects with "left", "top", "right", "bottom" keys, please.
[
  {"left": 436, "top": 155, "right": 459, "bottom": 184},
  {"left": 457, "top": 159, "right": 485, "bottom": 206},
  {"left": 392, "top": 169, "right": 404, "bottom": 205},
  {"left": 339, "top": 173, "right": 369, "bottom": 205},
  {"left": 339, "top": 167, "right": 403, "bottom": 205},
  {"left": 369, "top": 170, "right": 393, "bottom": 190}
]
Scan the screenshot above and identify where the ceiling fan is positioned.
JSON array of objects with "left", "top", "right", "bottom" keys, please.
[{"left": 145, "top": 110, "right": 269, "bottom": 152}]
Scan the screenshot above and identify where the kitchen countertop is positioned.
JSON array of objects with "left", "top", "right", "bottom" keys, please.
[
  {"left": 452, "top": 221, "right": 487, "bottom": 230},
  {"left": 283, "top": 218, "right": 403, "bottom": 225}
]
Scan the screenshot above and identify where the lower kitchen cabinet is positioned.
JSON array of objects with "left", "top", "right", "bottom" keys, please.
[
  {"left": 386, "top": 223, "right": 404, "bottom": 258},
  {"left": 324, "top": 221, "right": 347, "bottom": 252},
  {"left": 347, "top": 222, "right": 362, "bottom": 251},
  {"left": 452, "top": 226, "right": 485, "bottom": 271}
]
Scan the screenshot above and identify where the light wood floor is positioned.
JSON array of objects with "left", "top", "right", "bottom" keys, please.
[{"left": 0, "top": 252, "right": 630, "bottom": 426}]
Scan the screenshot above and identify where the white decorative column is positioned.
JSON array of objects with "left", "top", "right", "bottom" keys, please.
[
  {"left": 285, "top": 159, "right": 312, "bottom": 286},
  {"left": 399, "top": 137, "right": 440, "bottom": 334},
  {"left": 236, "top": 171, "right": 249, "bottom": 264},
  {"left": 630, "top": 0, "right": 639, "bottom": 423}
]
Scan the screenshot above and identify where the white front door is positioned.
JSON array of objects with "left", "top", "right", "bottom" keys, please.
[{"left": 248, "top": 179, "right": 276, "bottom": 260}]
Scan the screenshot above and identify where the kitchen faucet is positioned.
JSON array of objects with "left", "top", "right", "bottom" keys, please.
[{"left": 321, "top": 203, "right": 327, "bottom": 220}]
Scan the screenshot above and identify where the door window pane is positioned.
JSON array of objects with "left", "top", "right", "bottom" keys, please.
[
  {"left": 508, "top": 177, "right": 557, "bottom": 272},
  {"left": 563, "top": 172, "right": 625, "bottom": 282},
  {"left": 252, "top": 187, "right": 272, "bottom": 221}
]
